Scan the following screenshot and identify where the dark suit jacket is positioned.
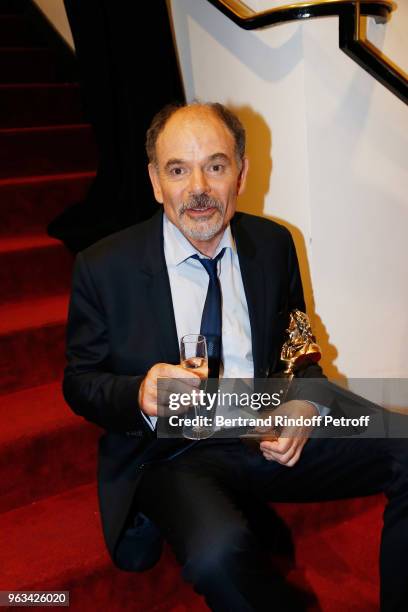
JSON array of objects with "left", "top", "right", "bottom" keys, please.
[{"left": 63, "top": 209, "right": 323, "bottom": 571}]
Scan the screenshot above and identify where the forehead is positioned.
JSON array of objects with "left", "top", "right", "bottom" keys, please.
[{"left": 155, "top": 107, "right": 235, "bottom": 164}]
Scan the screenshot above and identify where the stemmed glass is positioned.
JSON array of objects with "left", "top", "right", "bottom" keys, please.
[{"left": 180, "top": 334, "right": 213, "bottom": 439}]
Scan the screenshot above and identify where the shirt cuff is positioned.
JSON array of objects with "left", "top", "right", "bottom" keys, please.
[
  {"left": 140, "top": 410, "right": 157, "bottom": 431},
  {"left": 306, "top": 401, "right": 330, "bottom": 418}
]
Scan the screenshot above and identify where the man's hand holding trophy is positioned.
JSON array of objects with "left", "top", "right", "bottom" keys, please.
[{"left": 243, "top": 310, "right": 323, "bottom": 465}]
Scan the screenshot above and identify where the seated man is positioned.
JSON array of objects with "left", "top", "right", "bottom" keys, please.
[{"left": 63, "top": 101, "right": 408, "bottom": 611}]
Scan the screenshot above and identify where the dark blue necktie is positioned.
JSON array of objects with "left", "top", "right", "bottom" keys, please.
[{"left": 192, "top": 248, "right": 226, "bottom": 378}]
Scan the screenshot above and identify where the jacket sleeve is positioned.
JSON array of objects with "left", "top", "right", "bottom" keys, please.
[{"left": 62, "top": 251, "right": 149, "bottom": 433}]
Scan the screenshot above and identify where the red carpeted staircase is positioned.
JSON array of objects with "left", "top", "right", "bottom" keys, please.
[{"left": 0, "top": 2, "right": 385, "bottom": 610}]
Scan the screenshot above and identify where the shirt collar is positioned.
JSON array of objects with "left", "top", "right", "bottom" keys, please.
[{"left": 163, "top": 212, "right": 236, "bottom": 266}]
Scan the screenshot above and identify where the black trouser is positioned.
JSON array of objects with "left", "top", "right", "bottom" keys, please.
[{"left": 137, "top": 437, "right": 408, "bottom": 612}]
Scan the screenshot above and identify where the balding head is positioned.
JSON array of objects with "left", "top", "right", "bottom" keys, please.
[{"left": 146, "top": 101, "right": 246, "bottom": 168}]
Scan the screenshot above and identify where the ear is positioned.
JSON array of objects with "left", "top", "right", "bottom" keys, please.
[
  {"left": 148, "top": 163, "right": 164, "bottom": 204},
  {"left": 237, "top": 157, "right": 249, "bottom": 196}
]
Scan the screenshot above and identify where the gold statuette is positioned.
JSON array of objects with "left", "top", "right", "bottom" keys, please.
[
  {"left": 241, "top": 310, "right": 322, "bottom": 446},
  {"left": 280, "top": 309, "right": 322, "bottom": 377}
]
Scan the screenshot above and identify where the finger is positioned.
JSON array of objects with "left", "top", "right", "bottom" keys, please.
[
  {"left": 159, "top": 380, "right": 195, "bottom": 401},
  {"left": 260, "top": 437, "right": 293, "bottom": 455},
  {"left": 143, "top": 401, "right": 158, "bottom": 417},
  {"left": 144, "top": 377, "right": 158, "bottom": 400},
  {"left": 149, "top": 363, "right": 200, "bottom": 384},
  {"left": 163, "top": 374, "right": 201, "bottom": 394},
  {"left": 261, "top": 449, "right": 289, "bottom": 464},
  {"left": 277, "top": 439, "right": 308, "bottom": 466},
  {"left": 262, "top": 446, "right": 297, "bottom": 466},
  {"left": 261, "top": 438, "right": 303, "bottom": 462},
  {"left": 275, "top": 445, "right": 299, "bottom": 465},
  {"left": 285, "top": 447, "right": 302, "bottom": 467},
  {"left": 263, "top": 445, "right": 297, "bottom": 464},
  {"left": 176, "top": 376, "right": 202, "bottom": 392},
  {"left": 165, "top": 364, "right": 202, "bottom": 381}
]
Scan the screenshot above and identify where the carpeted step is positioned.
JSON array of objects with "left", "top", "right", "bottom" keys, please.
[
  {"left": 0, "top": 482, "right": 205, "bottom": 611},
  {"left": 0, "top": 382, "right": 100, "bottom": 514},
  {"left": 273, "top": 494, "right": 385, "bottom": 540},
  {"left": 0, "top": 234, "right": 73, "bottom": 304},
  {"left": 0, "top": 83, "right": 84, "bottom": 128},
  {"left": 0, "top": 15, "right": 42, "bottom": 46},
  {"left": 0, "top": 481, "right": 383, "bottom": 610},
  {"left": 0, "top": 47, "right": 57, "bottom": 83},
  {"left": 0, "top": 172, "right": 95, "bottom": 237},
  {"left": 0, "top": 294, "right": 68, "bottom": 394},
  {"left": 0, "top": 124, "right": 97, "bottom": 179},
  {"left": 281, "top": 498, "right": 383, "bottom": 610}
]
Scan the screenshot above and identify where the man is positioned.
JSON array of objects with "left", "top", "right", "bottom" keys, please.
[{"left": 63, "top": 102, "right": 408, "bottom": 611}]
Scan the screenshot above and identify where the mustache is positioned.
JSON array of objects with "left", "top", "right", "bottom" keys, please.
[{"left": 179, "top": 193, "right": 223, "bottom": 215}]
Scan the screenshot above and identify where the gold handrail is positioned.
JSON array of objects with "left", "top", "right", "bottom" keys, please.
[
  {"left": 213, "top": 0, "right": 395, "bottom": 23},
  {"left": 206, "top": 0, "right": 407, "bottom": 104}
]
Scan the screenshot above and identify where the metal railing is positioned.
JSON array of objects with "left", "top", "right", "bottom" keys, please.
[{"left": 205, "top": 0, "right": 408, "bottom": 105}]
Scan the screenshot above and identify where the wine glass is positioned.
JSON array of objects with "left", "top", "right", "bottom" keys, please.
[
  {"left": 180, "top": 334, "right": 208, "bottom": 379},
  {"left": 180, "top": 334, "right": 213, "bottom": 439}
]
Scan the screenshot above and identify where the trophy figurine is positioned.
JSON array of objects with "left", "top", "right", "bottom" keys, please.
[
  {"left": 242, "top": 309, "right": 322, "bottom": 445},
  {"left": 269, "top": 308, "right": 322, "bottom": 407},
  {"left": 280, "top": 309, "right": 322, "bottom": 377}
]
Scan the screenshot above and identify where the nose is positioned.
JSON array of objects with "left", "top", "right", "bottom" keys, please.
[{"left": 188, "top": 167, "right": 210, "bottom": 195}]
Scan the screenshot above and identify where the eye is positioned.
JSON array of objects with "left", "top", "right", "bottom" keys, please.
[
  {"left": 208, "top": 163, "right": 224, "bottom": 173},
  {"left": 169, "top": 166, "right": 185, "bottom": 177},
  {"left": 168, "top": 166, "right": 186, "bottom": 178}
]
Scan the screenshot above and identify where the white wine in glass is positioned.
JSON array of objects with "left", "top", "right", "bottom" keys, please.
[
  {"left": 180, "top": 335, "right": 208, "bottom": 380},
  {"left": 179, "top": 334, "right": 212, "bottom": 439}
]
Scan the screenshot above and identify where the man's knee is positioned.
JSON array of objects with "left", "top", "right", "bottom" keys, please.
[
  {"left": 378, "top": 439, "right": 408, "bottom": 500},
  {"left": 182, "top": 523, "right": 256, "bottom": 590}
]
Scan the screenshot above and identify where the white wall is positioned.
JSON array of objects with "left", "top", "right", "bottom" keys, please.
[
  {"left": 32, "top": 0, "right": 74, "bottom": 49},
  {"left": 169, "top": 0, "right": 408, "bottom": 379}
]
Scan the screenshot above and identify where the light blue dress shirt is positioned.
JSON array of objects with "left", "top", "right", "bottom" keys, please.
[{"left": 141, "top": 213, "right": 327, "bottom": 430}]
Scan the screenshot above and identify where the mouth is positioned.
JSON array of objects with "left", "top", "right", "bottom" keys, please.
[{"left": 185, "top": 206, "right": 218, "bottom": 218}]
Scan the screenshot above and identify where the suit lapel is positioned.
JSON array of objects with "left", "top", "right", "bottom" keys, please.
[
  {"left": 231, "top": 214, "right": 267, "bottom": 377},
  {"left": 140, "top": 210, "right": 180, "bottom": 365}
]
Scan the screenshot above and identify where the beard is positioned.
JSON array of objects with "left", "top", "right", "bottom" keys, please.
[{"left": 178, "top": 193, "right": 225, "bottom": 241}]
